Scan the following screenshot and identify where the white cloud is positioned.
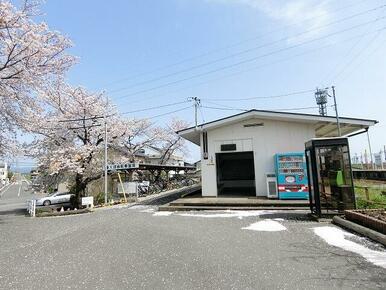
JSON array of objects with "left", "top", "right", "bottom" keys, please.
[{"left": 210, "top": 0, "right": 332, "bottom": 40}]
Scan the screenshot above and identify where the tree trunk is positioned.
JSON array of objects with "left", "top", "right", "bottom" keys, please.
[{"left": 70, "top": 173, "right": 87, "bottom": 208}]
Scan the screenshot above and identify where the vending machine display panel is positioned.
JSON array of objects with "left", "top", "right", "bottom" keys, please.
[{"left": 275, "top": 152, "right": 309, "bottom": 200}]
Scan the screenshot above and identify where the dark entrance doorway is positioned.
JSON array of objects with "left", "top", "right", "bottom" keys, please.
[{"left": 216, "top": 152, "right": 256, "bottom": 196}]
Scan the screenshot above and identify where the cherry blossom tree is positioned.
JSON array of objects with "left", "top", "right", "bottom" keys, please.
[
  {"left": 0, "top": 0, "right": 75, "bottom": 155},
  {"left": 158, "top": 118, "right": 189, "bottom": 165},
  {"left": 25, "top": 84, "right": 126, "bottom": 204},
  {"left": 114, "top": 118, "right": 163, "bottom": 162}
]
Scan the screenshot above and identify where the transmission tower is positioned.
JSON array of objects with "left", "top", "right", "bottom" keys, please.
[{"left": 315, "top": 88, "right": 328, "bottom": 116}]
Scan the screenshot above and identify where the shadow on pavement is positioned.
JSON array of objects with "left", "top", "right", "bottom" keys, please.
[
  {"left": 0, "top": 208, "right": 27, "bottom": 216},
  {"left": 259, "top": 211, "right": 313, "bottom": 222}
]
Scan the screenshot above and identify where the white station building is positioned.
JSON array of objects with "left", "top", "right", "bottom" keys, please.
[{"left": 178, "top": 110, "right": 377, "bottom": 198}]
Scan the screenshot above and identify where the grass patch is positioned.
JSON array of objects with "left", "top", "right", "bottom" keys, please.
[{"left": 354, "top": 179, "right": 386, "bottom": 209}]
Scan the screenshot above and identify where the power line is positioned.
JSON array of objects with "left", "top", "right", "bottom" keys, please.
[
  {"left": 204, "top": 89, "right": 315, "bottom": 102},
  {"left": 119, "top": 87, "right": 318, "bottom": 117},
  {"left": 109, "top": 4, "right": 386, "bottom": 95},
  {"left": 46, "top": 115, "right": 105, "bottom": 123},
  {"left": 120, "top": 100, "right": 189, "bottom": 115},
  {"left": 201, "top": 105, "right": 325, "bottom": 112},
  {"left": 332, "top": 27, "right": 384, "bottom": 82},
  {"left": 114, "top": 40, "right": 342, "bottom": 107},
  {"left": 146, "top": 106, "right": 192, "bottom": 120},
  {"left": 114, "top": 27, "right": 384, "bottom": 109},
  {"left": 116, "top": 88, "right": 316, "bottom": 119},
  {"left": 99, "top": 0, "right": 369, "bottom": 89},
  {"left": 68, "top": 124, "right": 102, "bottom": 130},
  {"left": 114, "top": 18, "right": 386, "bottom": 100},
  {"left": 337, "top": 32, "right": 386, "bottom": 84},
  {"left": 321, "top": 5, "right": 386, "bottom": 85},
  {"left": 198, "top": 105, "right": 205, "bottom": 123}
]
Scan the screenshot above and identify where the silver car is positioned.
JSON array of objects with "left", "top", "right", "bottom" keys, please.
[{"left": 35, "top": 192, "right": 74, "bottom": 206}]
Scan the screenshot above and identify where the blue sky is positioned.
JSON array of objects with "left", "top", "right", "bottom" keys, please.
[{"left": 12, "top": 0, "right": 386, "bottom": 164}]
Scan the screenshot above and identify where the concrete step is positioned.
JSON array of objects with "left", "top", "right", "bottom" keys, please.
[
  {"left": 159, "top": 204, "right": 310, "bottom": 212},
  {"left": 169, "top": 199, "right": 309, "bottom": 208}
]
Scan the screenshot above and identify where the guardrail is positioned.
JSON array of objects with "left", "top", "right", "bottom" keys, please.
[{"left": 27, "top": 200, "right": 36, "bottom": 217}]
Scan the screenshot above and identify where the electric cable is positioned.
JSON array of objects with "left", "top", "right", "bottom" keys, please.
[
  {"left": 145, "top": 106, "right": 192, "bottom": 120},
  {"left": 114, "top": 18, "right": 386, "bottom": 100},
  {"left": 120, "top": 100, "right": 189, "bottom": 115},
  {"left": 108, "top": 4, "right": 386, "bottom": 95},
  {"left": 113, "top": 26, "right": 386, "bottom": 107},
  {"left": 99, "top": 0, "right": 367, "bottom": 89}
]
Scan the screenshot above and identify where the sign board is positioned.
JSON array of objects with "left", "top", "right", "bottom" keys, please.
[
  {"left": 126, "top": 182, "right": 138, "bottom": 194},
  {"left": 117, "top": 182, "right": 137, "bottom": 194},
  {"left": 81, "top": 196, "right": 94, "bottom": 207},
  {"left": 107, "top": 162, "right": 139, "bottom": 171},
  {"left": 374, "top": 153, "right": 382, "bottom": 167}
]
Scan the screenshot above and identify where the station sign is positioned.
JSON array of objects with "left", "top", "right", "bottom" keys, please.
[{"left": 106, "top": 162, "right": 139, "bottom": 171}]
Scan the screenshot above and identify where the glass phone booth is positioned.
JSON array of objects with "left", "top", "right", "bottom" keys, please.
[{"left": 305, "top": 138, "right": 355, "bottom": 217}]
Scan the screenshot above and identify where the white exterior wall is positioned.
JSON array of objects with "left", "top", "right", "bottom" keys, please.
[{"left": 200, "top": 118, "right": 315, "bottom": 197}]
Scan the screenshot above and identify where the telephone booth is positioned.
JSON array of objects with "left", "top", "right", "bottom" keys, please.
[{"left": 305, "top": 138, "right": 355, "bottom": 217}]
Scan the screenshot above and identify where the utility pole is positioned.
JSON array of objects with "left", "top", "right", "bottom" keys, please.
[
  {"left": 314, "top": 86, "right": 341, "bottom": 136},
  {"left": 367, "top": 130, "right": 374, "bottom": 169},
  {"left": 188, "top": 97, "right": 201, "bottom": 129},
  {"left": 331, "top": 86, "right": 341, "bottom": 137},
  {"left": 104, "top": 99, "right": 108, "bottom": 205}
]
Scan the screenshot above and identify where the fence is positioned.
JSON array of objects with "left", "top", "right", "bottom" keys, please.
[
  {"left": 27, "top": 200, "right": 36, "bottom": 217},
  {"left": 353, "top": 170, "right": 386, "bottom": 181}
]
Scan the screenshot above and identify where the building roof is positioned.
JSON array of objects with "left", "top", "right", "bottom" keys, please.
[{"left": 177, "top": 109, "right": 378, "bottom": 145}]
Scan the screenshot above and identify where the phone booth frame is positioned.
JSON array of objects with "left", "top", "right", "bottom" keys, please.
[{"left": 305, "top": 137, "right": 356, "bottom": 217}]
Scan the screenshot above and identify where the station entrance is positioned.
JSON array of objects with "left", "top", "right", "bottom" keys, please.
[{"left": 216, "top": 152, "right": 256, "bottom": 197}]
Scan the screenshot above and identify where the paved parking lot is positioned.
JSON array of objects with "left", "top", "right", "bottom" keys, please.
[{"left": 1, "top": 199, "right": 385, "bottom": 289}]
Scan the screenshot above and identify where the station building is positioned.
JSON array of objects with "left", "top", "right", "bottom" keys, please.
[{"left": 177, "top": 110, "right": 377, "bottom": 198}]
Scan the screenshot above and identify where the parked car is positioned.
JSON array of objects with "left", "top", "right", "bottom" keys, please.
[{"left": 35, "top": 192, "right": 74, "bottom": 206}]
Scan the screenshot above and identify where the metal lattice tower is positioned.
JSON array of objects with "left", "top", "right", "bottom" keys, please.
[{"left": 315, "top": 88, "right": 328, "bottom": 116}]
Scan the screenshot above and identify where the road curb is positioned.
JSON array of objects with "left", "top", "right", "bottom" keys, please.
[
  {"left": 332, "top": 216, "right": 386, "bottom": 246},
  {"left": 36, "top": 208, "right": 92, "bottom": 217}
]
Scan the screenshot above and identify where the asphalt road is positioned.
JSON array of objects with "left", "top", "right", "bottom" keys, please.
[
  {"left": 0, "top": 175, "right": 35, "bottom": 217},
  {"left": 0, "top": 200, "right": 385, "bottom": 289}
]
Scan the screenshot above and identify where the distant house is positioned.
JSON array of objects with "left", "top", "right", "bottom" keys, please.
[
  {"left": 135, "top": 146, "right": 184, "bottom": 166},
  {"left": 0, "top": 162, "right": 9, "bottom": 185}
]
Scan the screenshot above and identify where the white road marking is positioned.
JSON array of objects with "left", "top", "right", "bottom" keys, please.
[
  {"left": 0, "top": 183, "right": 14, "bottom": 197},
  {"left": 313, "top": 226, "right": 386, "bottom": 269},
  {"left": 18, "top": 183, "right": 22, "bottom": 197},
  {"left": 153, "top": 211, "right": 173, "bottom": 216}
]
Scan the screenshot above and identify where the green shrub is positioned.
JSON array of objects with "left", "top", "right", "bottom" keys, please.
[{"left": 94, "top": 192, "right": 113, "bottom": 205}]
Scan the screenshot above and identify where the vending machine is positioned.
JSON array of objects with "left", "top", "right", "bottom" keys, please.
[{"left": 274, "top": 152, "right": 309, "bottom": 200}]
